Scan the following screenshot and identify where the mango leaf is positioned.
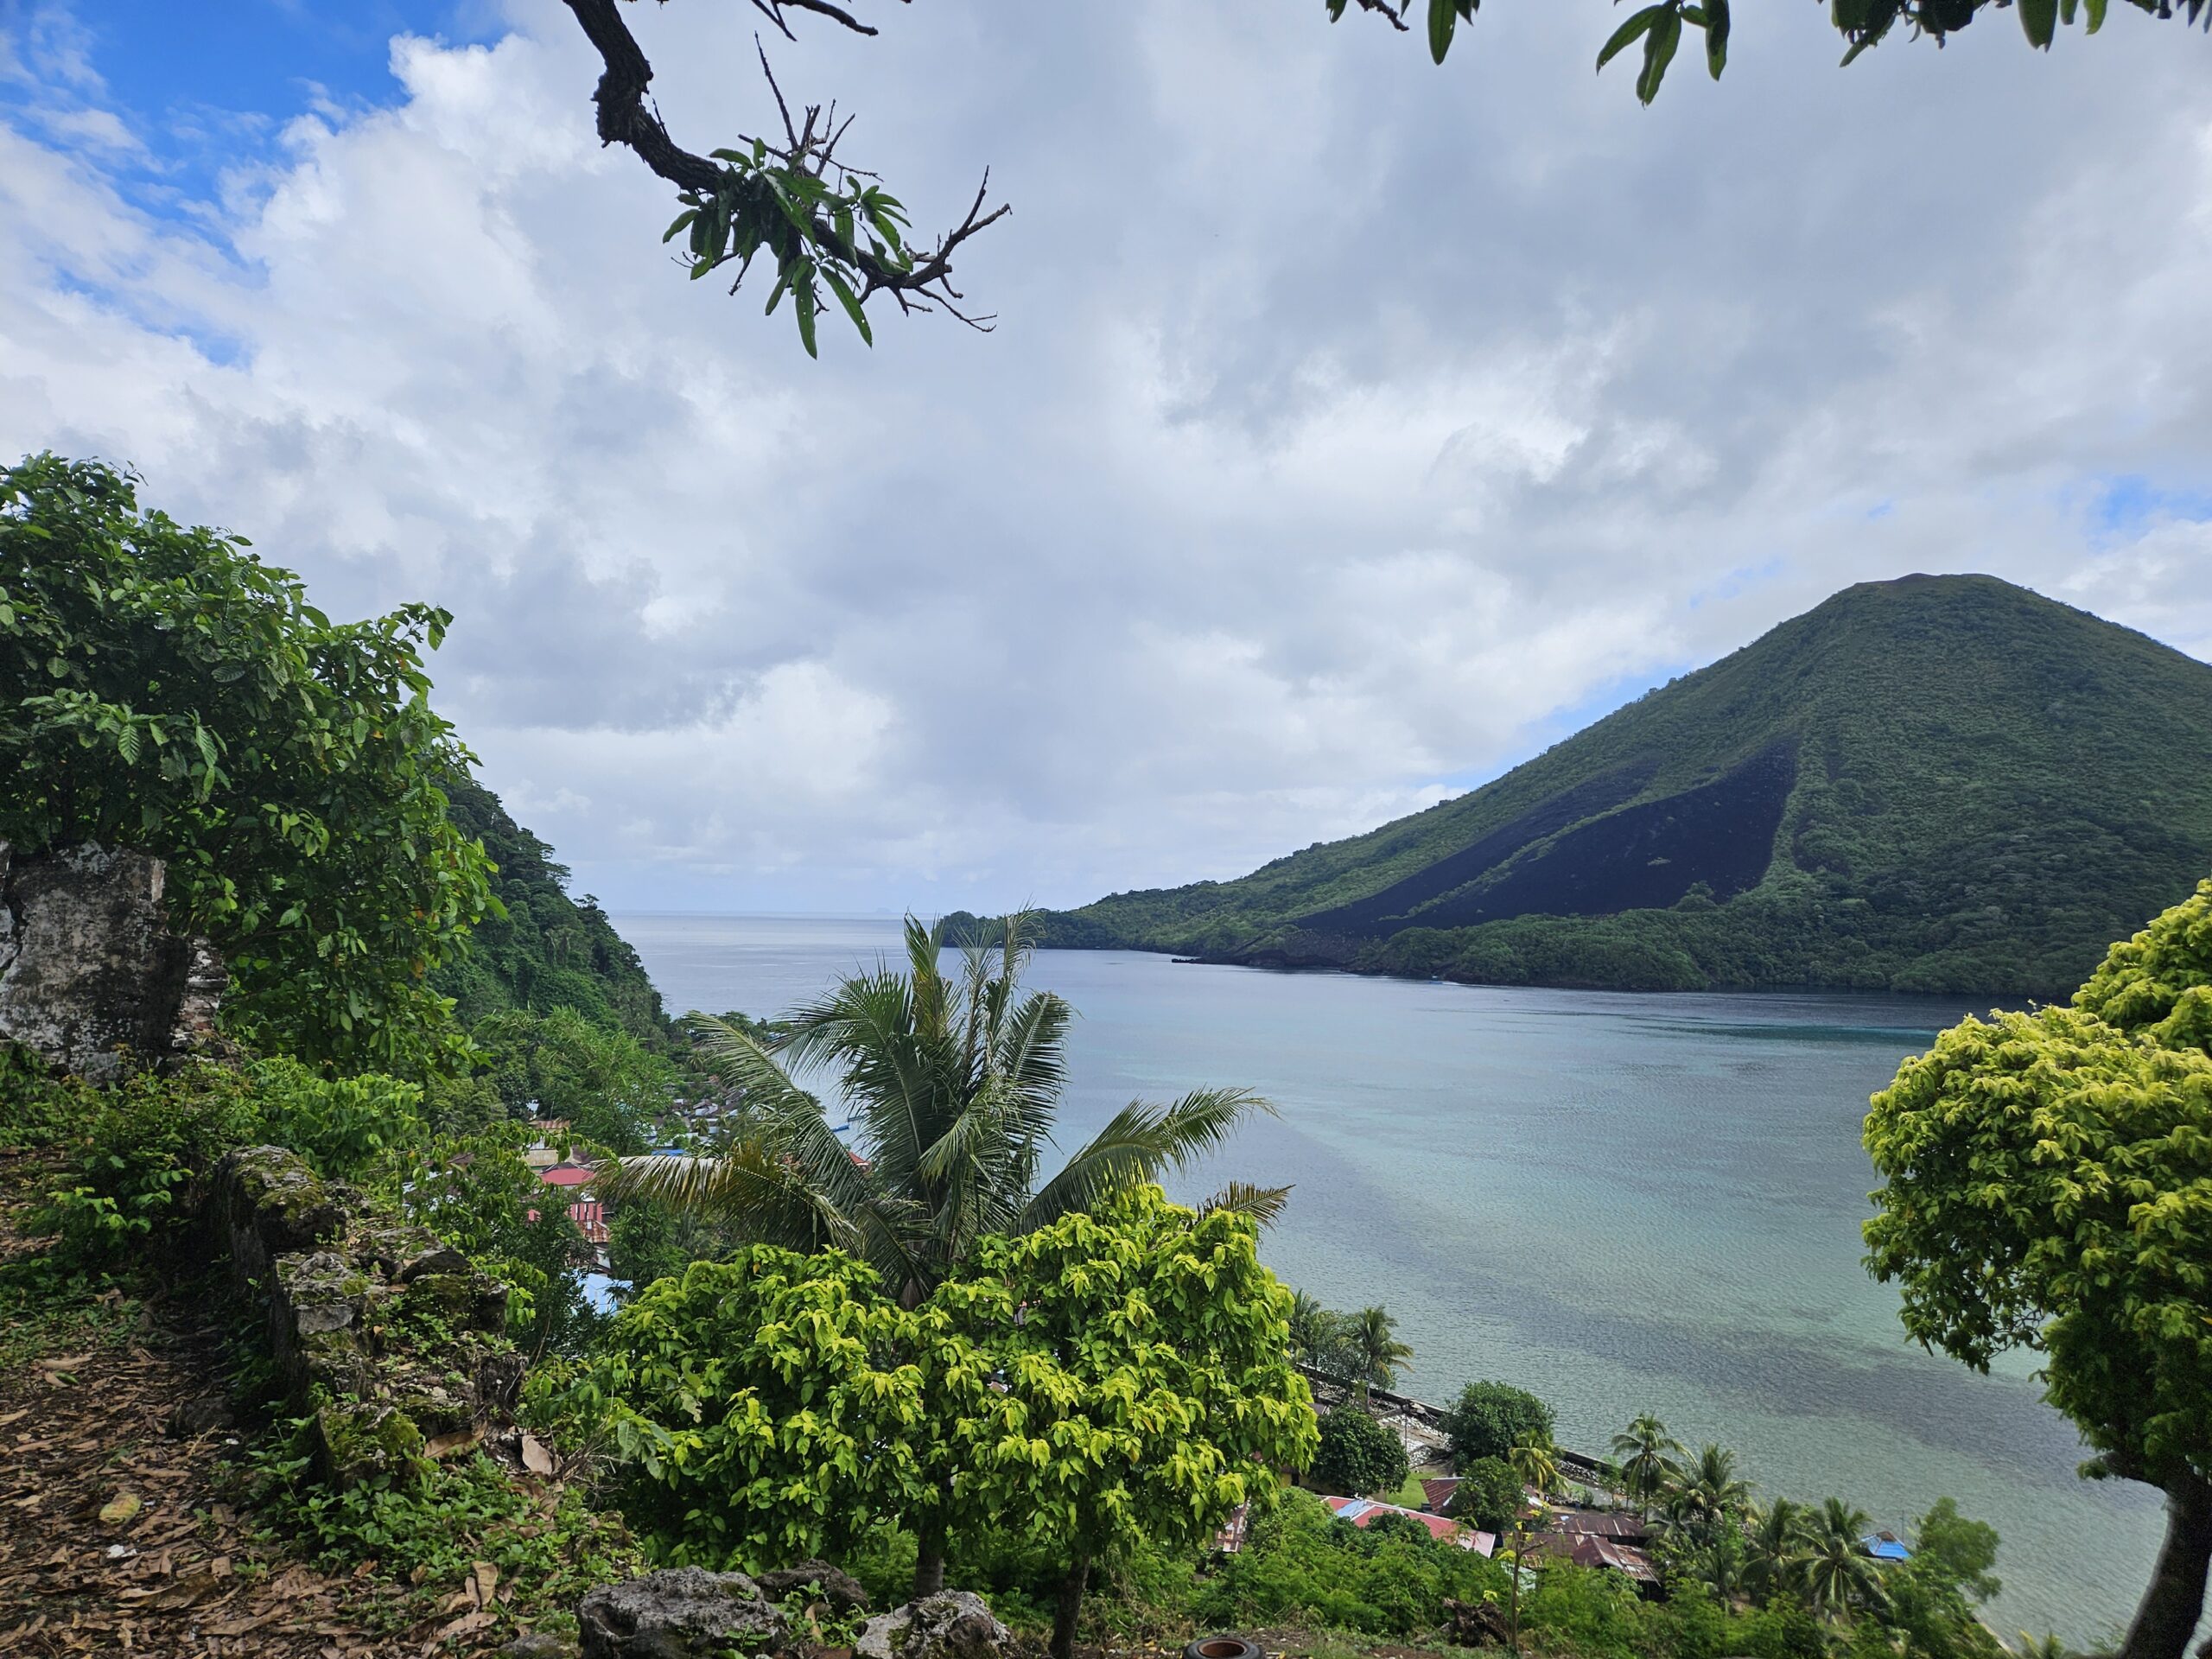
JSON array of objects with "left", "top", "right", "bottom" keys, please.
[
  {"left": 1598, "top": 3, "right": 1669, "bottom": 71},
  {"left": 2020, "top": 0, "right": 2059, "bottom": 46}
]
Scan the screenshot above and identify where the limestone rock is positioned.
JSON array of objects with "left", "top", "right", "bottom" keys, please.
[
  {"left": 577, "top": 1567, "right": 790, "bottom": 1659},
  {"left": 0, "top": 842, "right": 226, "bottom": 1079},
  {"left": 855, "top": 1592, "right": 1012, "bottom": 1659}
]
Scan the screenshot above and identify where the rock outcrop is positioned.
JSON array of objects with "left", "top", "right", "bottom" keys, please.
[
  {"left": 577, "top": 1567, "right": 793, "bottom": 1659},
  {"left": 855, "top": 1592, "right": 1014, "bottom": 1659},
  {"left": 0, "top": 842, "right": 225, "bottom": 1079}
]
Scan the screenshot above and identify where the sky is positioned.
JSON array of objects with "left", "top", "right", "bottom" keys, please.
[{"left": 3, "top": 0, "right": 2209, "bottom": 914}]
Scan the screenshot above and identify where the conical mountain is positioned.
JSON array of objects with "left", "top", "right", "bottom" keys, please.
[{"left": 1006, "top": 575, "right": 2212, "bottom": 996}]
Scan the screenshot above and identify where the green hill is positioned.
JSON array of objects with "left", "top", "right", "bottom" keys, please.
[
  {"left": 983, "top": 575, "right": 2212, "bottom": 996},
  {"left": 430, "top": 774, "right": 671, "bottom": 1046}
]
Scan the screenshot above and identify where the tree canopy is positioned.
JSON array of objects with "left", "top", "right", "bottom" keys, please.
[
  {"left": 0, "top": 454, "right": 494, "bottom": 1075},
  {"left": 1864, "top": 878, "right": 2212, "bottom": 1659}
]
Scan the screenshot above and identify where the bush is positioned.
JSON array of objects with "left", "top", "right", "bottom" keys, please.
[
  {"left": 249, "top": 1057, "right": 429, "bottom": 1181},
  {"left": 1443, "top": 1380, "right": 1554, "bottom": 1470},
  {"left": 1311, "top": 1407, "right": 1410, "bottom": 1497},
  {"left": 1446, "top": 1457, "right": 1524, "bottom": 1532}
]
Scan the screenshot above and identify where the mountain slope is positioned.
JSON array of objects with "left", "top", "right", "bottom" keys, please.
[
  {"left": 430, "top": 774, "right": 671, "bottom": 1046},
  {"left": 1003, "top": 576, "right": 2212, "bottom": 996}
]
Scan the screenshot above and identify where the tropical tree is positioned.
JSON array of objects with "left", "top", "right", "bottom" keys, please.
[
  {"left": 1611, "top": 1413, "right": 1685, "bottom": 1512},
  {"left": 1347, "top": 1304, "right": 1414, "bottom": 1399},
  {"left": 1801, "top": 1497, "right": 1885, "bottom": 1618},
  {"left": 0, "top": 454, "right": 495, "bottom": 1074},
  {"left": 1287, "top": 1289, "right": 1352, "bottom": 1375},
  {"left": 1661, "top": 1444, "right": 1752, "bottom": 1547},
  {"left": 1444, "top": 1381, "right": 1555, "bottom": 1471},
  {"left": 936, "top": 1185, "right": 1318, "bottom": 1659},
  {"left": 1864, "top": 879, "right": 2212, "bottom": 1659},
  {"left": 1507, "top": 1433, "right": 1560, "bottom": 1497},
  {"left": 1446, "top": 1457, "right": 1527, "bottom": 1533},
  {"left": 1744, "top": 1497, "right": 1810, "bottom": 1607},
  {"left": 1313, "top": 1404, "right": 1411, "bottom": 1497},
  {"left": 601, "top": 914, "right": 1279, "bottom": 1304}
]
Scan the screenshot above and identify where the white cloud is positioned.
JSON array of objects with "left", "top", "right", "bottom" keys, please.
[{"left": 2, "top": 1, "right": 2209, "bottom": 911}]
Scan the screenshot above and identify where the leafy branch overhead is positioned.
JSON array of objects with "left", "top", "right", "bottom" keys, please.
[
  {"left": 560, "top": 0, "right": 1008, "bottom": 354},
  {"left": 1336, "top": 0, "right": 2209, "bottom": 105}
]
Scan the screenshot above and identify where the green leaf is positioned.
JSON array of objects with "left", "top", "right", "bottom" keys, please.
[
  {"left": 2020, "top": 0, "right": 2058, "bottom": 47},
  {"left": 2084, "top": 0, "right": 2107, "bottom": 29},
  {"left": 1704, "top": 0, "right": 1730, "bottom": 77},
  {"left": 823, "top": 269, "right": 873, "bottom": 346},
  {"left": 794, "top": 276, "right": 819, "bottom": 359},
  {"left": 1427, "top": 0, "right": 1459, "bottom": 62},
  {"left": 1637, "top": 8, "right": 1683, "bottom": 102},
  {"left": 1598, "top": 4, "right": 1668, "bottom": 71},
  {"left": 664, "top": 208, "right": 700, "bottom": 245}
]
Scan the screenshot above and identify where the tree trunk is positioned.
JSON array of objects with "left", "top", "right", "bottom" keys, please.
[
  {"left": 912, "top": 1516, "right": 947, "bottom": 1599},
  {"left": 1050, "top": 1553, "right": 1091, "bottom": 1659},
  {"left": 2120, "top": 1476, "right": 2212, "bottom": 1659}
]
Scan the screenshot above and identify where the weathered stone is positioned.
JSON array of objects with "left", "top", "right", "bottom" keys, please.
[
  {"left": 753, "top": 1560, "right": 870, "bottom": 1616},
  {"left": 0, "top": 842, "right": 226, "bottom": 1080},
  {"left": 855, "top": 1592, "right": 1012, "bottom": 1659},
  {"left": 211, "top": 1146, "right": 355, "bottom": 1287},
  {"left": 499, "top": 1634, "right": 582, "bottom": 1659},
  {"left": 167, "top": 1394, "right": 235, "bottom": 1438},
  {"left": 578, "top": 1567, "right": 790, "bottom": 1659}
]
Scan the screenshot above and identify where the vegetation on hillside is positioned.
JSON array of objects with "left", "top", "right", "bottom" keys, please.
[{"left": 964, "top": 576, "right": 2212, "bottom": 997}]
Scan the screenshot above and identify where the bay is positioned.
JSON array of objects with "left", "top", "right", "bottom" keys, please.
[{"left": 613, "top": 911, "right": 2173, "bottom": 1647}]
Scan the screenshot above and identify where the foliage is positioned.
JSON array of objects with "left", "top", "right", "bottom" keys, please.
[
  {"left": 473, "top": 1006, "right": 675, "bottom": 1156},
  {"left": 25, "top": 1060, "right": 263, "bottom": 1268},
  {"left": 601, "top": 914, "right": 1276, "bottom": 1300},
  {"left": 1337, "top": 0, "right": 2205, "bottom": 104},
  {"left": 1799, "top": 1497, "right": 1882, "bottom": 1617},
  {"left": 1004, "top": 576, "right": 2212, "bottom": 999},
  {"left": 430, "top": 772, "right": 671, "bottom": 1048},
  {"left": 1444, "top": 1379, "right": 1555, "bottom": 1471},
  {"left": 1344, "top": 1304, "right": 1414, "bottom": 1395},
  {"left": 582, "top": 1245, "right": 953, "bottom": 1570},
  {"left": 247, "top": 1058, "right": 429, "bottom": 1183},
  {"left": 1867, "top": 889, "right": 2212, "bottom": 1658},
  {"left": 1657, "top": 1444, "right": 1755, "bottom": 1550},
  {"left": 1446, "top": 1457, "right": 1525, "bottom": 1533},
  {"left": 1612, "top": 1412, "right": 1685, "bottom": 1508},
  {"left": 933, "top": 1185, "right": 1318, "bottom": 1656},
  {"left": 0, "top": 454, "right": 495, "bottom": 1074},
  {"left": 1311, "top": 1406, "right": 1410, "bottom": 1497},
  {"left": 1288, "top": 1288, "right": 1353, "bottom": 1374}
]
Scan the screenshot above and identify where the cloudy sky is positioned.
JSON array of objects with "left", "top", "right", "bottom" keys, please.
[{"left": 3, "top": 0, "right": 2208, "bottom": 913}]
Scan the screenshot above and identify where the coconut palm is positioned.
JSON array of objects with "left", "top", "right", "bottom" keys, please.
[
  {"left": 1347, "top": 1305, "right": 1414, "bottom": 1399},
  {"left": 1288, "top": 1290, "right": 1351, "bottom": 1375},
  {"left": 1802, "top": 1497, "right": 1886, "bottom": 1618},
  {"left": 1745, "top": 1497, "right": 1811, "bottom": 1606},
  {"left": 1685, "top": 1529, "right": 1751, "bottom": 1604},
  {"left": 1660, "top": 1444, "right": 1753, "bottom": 1548},
  {"left": 602, "top": 913, "right": 1281, "bottom": 1301},
  {"left": 1611, "top": 1413, "right": 1684, "bottom": 1512},
  {"left": 1508, "top": 1433, "right": 1560, "bottom": 1497}
]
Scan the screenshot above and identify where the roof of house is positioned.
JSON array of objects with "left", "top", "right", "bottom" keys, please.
[
  {"left": 1863, "top": 1532, "right": 1912, "bottom": 1561},
  {"left": 1554, "top": 1510, "right": 1649, "bottom": 1542},
  {"left": 567, "top": 1198, "right": 609, "bottom": 1245},
  {"left": 1420, "top": 1477, "right": 1461, "bottom": 1512},
  {"left": 538, "top": 1163, "right": 596, "bottom": 1187},
  {"left": 1534, "top": 1532, "right": 1659, "bottom": 1582},
  {"left": 1323, "top": 1497, "right": 1478, "bottom": 1548}
]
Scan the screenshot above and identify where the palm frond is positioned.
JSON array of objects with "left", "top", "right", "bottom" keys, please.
[
  {"left": 1020, "top": 1086, "right": 1274, "bottom": 1230},
  {"left": 1197, "top": 1180, "right": 1294, "bottom": 1228},
  {"left": 594, "top": 1141, "right": 862, "bottom": 1255}
]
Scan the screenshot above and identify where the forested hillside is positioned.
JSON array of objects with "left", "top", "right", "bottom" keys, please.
[
  {"left": 982, "top": 576, "right": 2212, "bottom": 996},
  {"left": 432, "top": 774, "right": 671, "bottom": 1046}
]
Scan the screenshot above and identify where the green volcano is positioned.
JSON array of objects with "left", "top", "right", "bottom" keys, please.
[{"left": 991, "top": 575, "right": 2212, "bottom": 996}]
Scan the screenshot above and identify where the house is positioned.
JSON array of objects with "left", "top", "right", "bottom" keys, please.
[
  {"left": 1862, "top": 1529, "right": 1911, "bottom": 1562},
  {"left": 1421, "top": 1476, "right": 1461, "bottom": 1512},
  {"left": 1323, "top": 1496, "right": 1491, "bottom": 1553},
  {"left": 537, "top": 1161, "right": 596, "bottom": 1189},
  {"left": 1532, "top": 1529, "right": 1660, "bottom": 1592}
]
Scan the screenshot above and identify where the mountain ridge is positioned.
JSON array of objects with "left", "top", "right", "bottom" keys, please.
[{"left": 957, "top": 575, "right": 2212, "bottom": 997}]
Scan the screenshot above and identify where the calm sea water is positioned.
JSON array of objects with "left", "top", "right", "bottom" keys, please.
[{"left": 613, "top": 912, "right": 2175, "bottom": 1647}]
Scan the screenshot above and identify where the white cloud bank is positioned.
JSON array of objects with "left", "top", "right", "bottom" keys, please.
[{"left": 3, "top": 2, "right": 2209, "bottom": 911}]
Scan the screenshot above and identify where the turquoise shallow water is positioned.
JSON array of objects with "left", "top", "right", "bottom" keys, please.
[{"left": 613, "top": 912, "right": 2181, "bottom": 1648}]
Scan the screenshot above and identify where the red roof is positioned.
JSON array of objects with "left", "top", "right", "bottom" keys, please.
[
  {"left": 538, "top": 1163, "right": 596, "bottom": 1187},
  {"left": 1323, "top": 1497, "right": 1476, "bottom": 1548},
  {"left": 567, "top": 1198, "right": 609, "bottom": 1245}
]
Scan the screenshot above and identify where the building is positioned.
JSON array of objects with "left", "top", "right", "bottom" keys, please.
[{"left": 1323, "top": 1496, "right": 1492, "bottom": 1554}]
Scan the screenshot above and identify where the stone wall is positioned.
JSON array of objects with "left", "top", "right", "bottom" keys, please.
[
  {"left": 0, "top": 842, "right": 226, "bottom": 1079},
  {"left": 207, "top": 1145, "right": 523, "bottom": 1488}
]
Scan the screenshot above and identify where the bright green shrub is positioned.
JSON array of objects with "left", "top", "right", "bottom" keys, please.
[
  {"left": 1443, "top": 1379, "right": 1555, "bottom": 1470},
  {"left": 1446, "top": 1457, "right": 1525, "bottom": 1532},
  {"left": 248, "top": 1057, "right": 429, "bottom": 1181}
]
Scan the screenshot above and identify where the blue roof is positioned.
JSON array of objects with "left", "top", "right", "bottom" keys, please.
[{"left": 1862, "top": 1535, "right": 1911, "bottom": 1561}]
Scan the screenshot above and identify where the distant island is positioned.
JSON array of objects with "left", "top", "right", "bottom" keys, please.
[{"left": 947, "top": 575, "right": 2212, "bottom": 997}]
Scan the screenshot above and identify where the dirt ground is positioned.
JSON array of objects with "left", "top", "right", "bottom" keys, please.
[{"left": 0, "top": 1155, "right": 507, "bottom": 1658}]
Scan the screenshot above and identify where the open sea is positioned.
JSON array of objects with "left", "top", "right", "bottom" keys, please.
[{"left": 612, "top": 912, "right": 2180, "bottom": 1648}]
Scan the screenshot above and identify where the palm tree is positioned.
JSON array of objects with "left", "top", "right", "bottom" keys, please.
[
  {"left": 1288, "top": 1290, "right": 1350, "bottom": 1375},
  {"left": 1745, "top": 1497, "right": 1811, "bottom": 1606},
  {"left": 1661, "top": 1444, "right": 1752, "bottom": 1548},
  {"left": 1802, "top": 1496, "right": 1886, "bottom": 1618},
  {"left": 1347, "top": 1305, "right": 1414, "bottom": 1399},
  {"left": 1611, "top": 1413, "right": 1684, "bottom": 1513},
  {"left": 603, "top": 914, "right": 1280, "bottom": 1300},
  {"left": 1507, "top": 1433, "right": 1560, "bottom": 1497},
  {"left": 2015, "top": 1634, "right": 2070, "bottom": 1659},
  {"left": 599, "top": 914, "right": 1281, "bottom": 1594}
]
